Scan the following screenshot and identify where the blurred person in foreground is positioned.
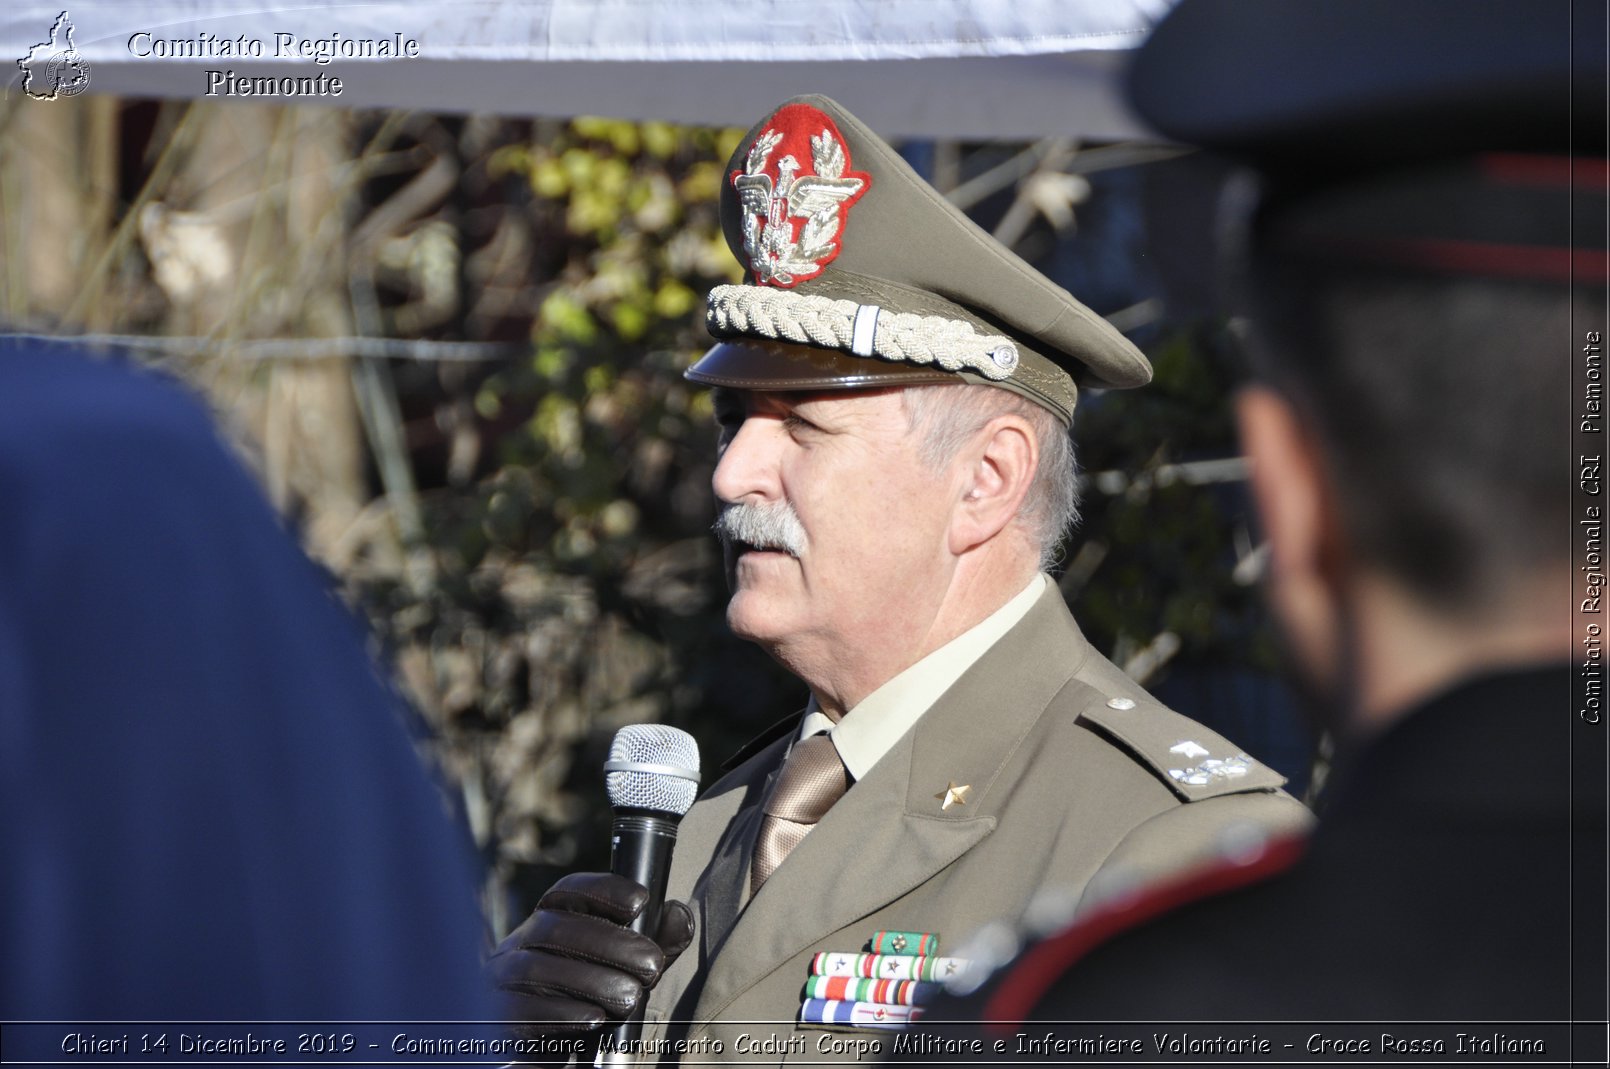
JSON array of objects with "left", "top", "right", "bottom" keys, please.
[
  {"left": 489, "top": 93, "right": 1309, "bottom": 1062},
  {"left": 895, "top": 0, "right": 1608, "bottom": 1039},
  {"left": 0, "top": 338, "right": 493, "bottom": 1031}
]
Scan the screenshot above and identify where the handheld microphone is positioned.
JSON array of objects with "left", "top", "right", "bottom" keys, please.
[{"left": 595, "top": 725, "right": 701, "bottom": 1068}]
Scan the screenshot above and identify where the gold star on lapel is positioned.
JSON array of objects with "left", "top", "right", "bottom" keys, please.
[{"left": 936, "top": 781, "right": 972, "bottom": 810}]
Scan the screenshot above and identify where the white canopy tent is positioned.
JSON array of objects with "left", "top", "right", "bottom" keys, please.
[{"left": 2, "top": 0, "right": 1172, "bottom": 139}]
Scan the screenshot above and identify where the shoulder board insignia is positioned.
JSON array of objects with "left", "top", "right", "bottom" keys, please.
[{"left": 1078, "top": 694, "right": 1288, "bottom": 800}]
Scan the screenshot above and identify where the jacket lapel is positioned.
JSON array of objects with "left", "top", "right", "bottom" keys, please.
[
  {"left": 689, "top": 730, "right": 993, "bottom": 1024},
  {"left": 692, "top": 741, "right": 783, "bottom": 960},
  {"left": 690, "top": 582, "right": 1091, "bottom": 1024}
]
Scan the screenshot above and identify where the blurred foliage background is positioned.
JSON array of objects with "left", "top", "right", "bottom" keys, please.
[{"left": 0, "top": 96, "right": 1313, "bottom": 936}]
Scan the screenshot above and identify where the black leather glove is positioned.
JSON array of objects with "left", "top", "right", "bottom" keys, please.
[{"left": 490, "top": 872, "right": 695, "bottom": 1036}]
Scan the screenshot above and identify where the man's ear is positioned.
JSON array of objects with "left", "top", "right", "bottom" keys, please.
[
  {"left": 949, "top": 415, "right": 1037, "bottom": 555},
  {"left": 1236, "top": 386, "right": 1348, "bottom": 693}
]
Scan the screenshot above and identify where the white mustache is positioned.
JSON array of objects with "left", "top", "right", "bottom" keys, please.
[{"left": 713, "top": 500, "right": 808, "bottom": 558}]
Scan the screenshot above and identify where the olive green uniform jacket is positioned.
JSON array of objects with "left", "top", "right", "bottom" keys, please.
[{"left": 640, "top": 584, "right": 1310, "bottom": 1064}]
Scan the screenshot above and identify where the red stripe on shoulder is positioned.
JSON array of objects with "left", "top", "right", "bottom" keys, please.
[
  {"left": 983, "top": 833, "right": 1308, "bottom": 1031},
  {"left": 1481, "top": 153, "right": 1610, "bottom": 191}
]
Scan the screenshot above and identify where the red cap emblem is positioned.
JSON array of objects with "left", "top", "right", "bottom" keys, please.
[{"left": 731, "top": 103, "right": 871, "bottom": 287}]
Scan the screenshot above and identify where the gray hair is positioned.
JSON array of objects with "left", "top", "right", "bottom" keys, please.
[{"left": 901, "top": 384, "right": 1079, "bottom": 571}]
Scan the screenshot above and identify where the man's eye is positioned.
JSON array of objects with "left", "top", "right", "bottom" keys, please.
[{"left": 782, "top": 413, "right": 817, "bottom": 435}]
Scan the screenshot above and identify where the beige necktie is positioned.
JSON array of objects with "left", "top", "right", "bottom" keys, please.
[{"left": 750, "top": 734, "right": 850, "bottom": 893}]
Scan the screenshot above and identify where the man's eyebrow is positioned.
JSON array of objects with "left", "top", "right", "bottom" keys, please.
[{"left": 787, "top": 389, "right": 853, "bottom": 406}]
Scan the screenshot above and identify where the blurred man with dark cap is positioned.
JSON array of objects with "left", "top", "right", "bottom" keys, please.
[
  {"left": 489, "top": 94, "right": 1309, "bottom": 1061},
  {"left": 895, "top": 0, "right": 1608, "bottom": 1039}
]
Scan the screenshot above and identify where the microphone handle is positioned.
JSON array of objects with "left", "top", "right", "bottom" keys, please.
[{"left": 594, "top": 810, "right": 680, "bottom": 1068}]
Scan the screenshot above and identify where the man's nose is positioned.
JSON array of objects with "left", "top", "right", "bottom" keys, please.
[{"left": 712, "top": 417, "right": 783, "bottom": 505}]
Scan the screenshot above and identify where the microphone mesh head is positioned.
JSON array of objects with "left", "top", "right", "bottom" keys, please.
[{"left": 605, "top": 725, "right": 701, "bottom": 816}]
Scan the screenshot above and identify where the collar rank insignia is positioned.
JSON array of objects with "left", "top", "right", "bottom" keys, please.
[
  {"left": 936, "top": 781, "right": 972, "bottom": 810},
  {"left": 731, "top": 102, "right": 870, "bottom": 287}
]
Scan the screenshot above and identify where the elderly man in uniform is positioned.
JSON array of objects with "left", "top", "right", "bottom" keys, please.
[
  {"left": 490, "top": 94, "right": 1308, "bottom": 1060},
  {"left": 891, "top": 0, "right": 1608, "bottom": 1042}
]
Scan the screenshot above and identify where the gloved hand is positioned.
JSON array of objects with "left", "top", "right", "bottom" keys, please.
[{"left": 489, "top": 872, "right": 695, "bottom": 1035}]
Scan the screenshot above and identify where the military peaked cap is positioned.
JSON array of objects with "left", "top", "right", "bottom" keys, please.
[
  {"left": 1128, "top": 0, "right": 1604, "bottom": 178},
  {"left": 686, "top": 94, "right": 1151, "bottom": 424},
  {"left": 1127, "top": 0, "right": 1608, "bottom": 284}
]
